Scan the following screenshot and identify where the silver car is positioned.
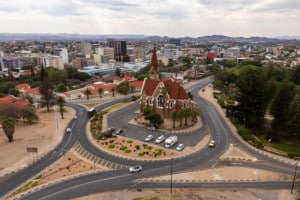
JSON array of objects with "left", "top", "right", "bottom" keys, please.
[
  {"left": 144, "top": 134, "right": 154, "bottom": 142},
  {"left": 155, "top": 135, "right": 165, "bottom": 144},
  {"left": 176, "top": 143, "right": 185, "bottom": 151},
  {"left": 129, "top": 165, "right": 142, "bottom": 173}
]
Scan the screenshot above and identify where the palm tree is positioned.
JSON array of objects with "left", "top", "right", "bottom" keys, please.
[
  {"left": 191, "top": 106, "right": 200, "bottom": 122},
  {"left": 84, "top": 88, "right": 91, "bottom": 100},
  {"left": 170, "top": 111, "right": 179, "bottom": 129},
  {"left": 57, "top": 96, "right": 66, "bottom": 119},
  {"left": 110, "top": 87, "right": 115, "bottom": 97},
  {"left": 178, "top": 109, "right": 184, "bottom": 127},
  {"left": 98, "top": 87, "right": 104, "bottom": 98},
  {"left": 1, "top": 118, "right": 15, "bottom": 142},
  {"left": 182, "top": 108, "right": 191, "bottom": 126}
]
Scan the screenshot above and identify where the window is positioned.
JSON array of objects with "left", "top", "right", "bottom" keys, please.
[
  {"left": 157, "top": 95, "right": 164, "bottom": 107},
  {"left": 183, "top": 102, "right": 187, "bottom": 108},
  {"left": 148, "top": 98, "right": 153, "bottom": 105},
  {"left": 169, "top": 101, "right": 173, "bottom": 108}
]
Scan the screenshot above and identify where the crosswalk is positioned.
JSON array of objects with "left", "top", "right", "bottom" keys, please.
[{"left": 72, "top": 142, "right": 127, "bottom": 170}]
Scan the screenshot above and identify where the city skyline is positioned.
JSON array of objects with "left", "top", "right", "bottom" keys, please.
[{"left": 0, "top": 0, "right": 299, "bottom": 38}]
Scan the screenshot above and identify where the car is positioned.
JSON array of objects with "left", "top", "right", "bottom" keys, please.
[
  {"left": 73, "top": 115, "right": 78, "bottom": 120},
  {"left": 115, "top": 129, "right": 123, "bottom": 134},
  {"left": 66, "top": 128, "right": 71, "bottom": 133},
  {"left": 176, "top": 143, "right": 185, "bottom": 151},
  {"left": 107, "top": 127, "right": 115, "bottom": 132},
  {"left": 147, "top": 126, "right": 156, "bottom": 131},
  {"left": 155, "top": 135, "right": 165, "bottom": 144},
  {"left": 209, "top": 140, "right": 216, "bottom": 147},
  {"left": 129, "top": 165, "right": 142, "bottom": 173},
  {"left": 144, "top": 134, "right": 154, "bottom": 142}
]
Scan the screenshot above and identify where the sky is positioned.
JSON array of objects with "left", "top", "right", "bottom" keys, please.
[{"left": 0, "top": 0, "right": 299, "bottom": 38}]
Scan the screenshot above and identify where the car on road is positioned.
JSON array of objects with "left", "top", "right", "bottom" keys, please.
[
  {"left": 129, "top": 165, "right": 142, "bottom": 173},
  {"left": 155, "top": 135, "right": 165, "bottom": 144},
  {"left": 115, "top": 129, "right": 123, "bottom": 134},
  {"left": 146, "top": 126, "right": 156, "bottom": 131},
  {"left": 209, "top": 140, "right": 216, "bottom": 147},
  {"left": 107, "top": 127, "right": 115, "bottom": 132},
  {"left": 66, "top": 128, "right": 71, "bottom": 133},
  {"left": 144, "top": 134, "right": 154, "bottom": 142},
  {"left": 176, "top": 143, "right": 185, "bottom": 151},
  {"left": 73, "top": 115, "right": 78, "bottom": 120}
]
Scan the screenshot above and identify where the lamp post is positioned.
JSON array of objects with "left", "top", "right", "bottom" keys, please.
[
  {"left": 170, "top": 158, "right": 173, "bottom": 194},
  {"left": 291, "top": 160, "right": 298, "bottom": 194}
]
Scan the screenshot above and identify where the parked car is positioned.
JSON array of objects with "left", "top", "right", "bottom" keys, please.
[
  {"left": 147, "top": 126, "right": 156, "bottom": 131},
  {"left": 115, "top": 129, "right": 123, "bottom": 134},
  {"left": 66, "top": 128, "right": 71, "bottom": 133},
  {"left": 107, "top": 127, "right": 115, "bottom": 132},
  {"left": 129, "top": 165, "right": 142, "bottom": 173},
  {"left": 73, "top": 115, "right": 78, "bottom": 120},
  {"left": 144, "top": 134, "right": 154, "bottom": 142},
  {"left": 209, "top": 140, "right": 216, "bottom": 147},
  {"left": 155, "top": 135, "right": 165, "bottom": 144},
  {"left": 176, "top": 143, "right": 185, "bottom": 151}
]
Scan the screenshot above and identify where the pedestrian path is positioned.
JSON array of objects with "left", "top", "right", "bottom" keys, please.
[{"left": 72, "top": 142, "right": 127, "bottom": 170}]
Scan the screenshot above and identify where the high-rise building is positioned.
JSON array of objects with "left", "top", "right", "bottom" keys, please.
[
  {"left": 74, "top": 41, "right": 92, "bottom": 56},
  {"left": 42, "top": 55, "right": 64, "bottom": 70},
  {"left": 53, "top": 48, "right": 69, "bottom": 63},
  {"left": 98, "top": 47, "right": 115, "bottom": 61},
  {"left": 107, "top": 39, "right": 128, "bottom": 62}
]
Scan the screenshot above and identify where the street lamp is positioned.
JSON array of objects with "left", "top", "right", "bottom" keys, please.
[
  {"left": 235, "top": 111, "right": 246, "bottom": 128},
  {"left": 291, "top": 160, "right": 298, "bottom": 194},
  {"left": 170, "top": 158, "right": 173, "bottom": 194}
]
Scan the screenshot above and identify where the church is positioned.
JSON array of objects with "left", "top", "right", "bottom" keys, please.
[{"left": 140, "top": 47, "right": 192, "bottom": 117}]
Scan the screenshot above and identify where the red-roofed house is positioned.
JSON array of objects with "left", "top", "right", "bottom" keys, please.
[
  {"left": 113, "top": 75, "right": 137, "bottom": 85},
  {"left": 89, "top": 83, "right": 118, "bottom": 97},
  {"left": 129, "top": 81, "right": 144, "bottom": 92},
  {"left": 0, "top": 95, "right": 30, "bottom": 107},
  {"left": 15, "top": 83, "right": 31, "bottom": 92},
  {"left": 23, "top": 87, "right": 42, "bottom": 102},
  {"left": 140, "top": 47, "right": 192, "bottom": 117}
]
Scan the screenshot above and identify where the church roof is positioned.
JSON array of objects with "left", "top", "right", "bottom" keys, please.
[{"left": 143, "top": 79, "right": 189, "bottom": 100}]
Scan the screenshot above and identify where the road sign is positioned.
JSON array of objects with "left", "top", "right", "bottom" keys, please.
[{"left": 27, "top": 147, "right": 38, "bottom": 153}]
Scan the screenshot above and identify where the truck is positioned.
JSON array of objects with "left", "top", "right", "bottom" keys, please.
[{"left": 164, "top": 135, "right": 178, "bottom": 148}]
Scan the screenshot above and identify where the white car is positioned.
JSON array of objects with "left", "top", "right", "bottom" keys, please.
[
  {"left": 129, "top": 165, "right": 142, "bottom": 173},
  {"left": 176, "top": 143, "right": 185, "bottom": 151},
  {"left": 209, "top": 140, "right": 216, "bottom": 147},
  {"left": 73, "top": 115, "right": 78, "bottom": 120},
  {"left": 144, "top": 134, "right": 154, "bottom": 142},
  {"left": 66, "top": 128, "right": 71, "bottom": 133},
  {"left": 147, "top": 126, "right": 156, "bottom": 131},
  {"left": 155, "top": 135, "right": 165, "bottom": 144}
]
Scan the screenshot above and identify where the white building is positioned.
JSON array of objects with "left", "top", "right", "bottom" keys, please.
[
  {"left": 98, "top": 47, "right": 115, "bottom": 60},
  {"left": 226, "top": 47, "right": 240, "bottom": 58},
  {"left": 53, "top": 48, "right": 69, "bottom": 63},
  {"left": 42, "top": 55, "right": 64, "bottom": 70}
]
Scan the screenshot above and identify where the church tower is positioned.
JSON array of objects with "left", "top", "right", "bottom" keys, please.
[{"left": 149, "top": 47, "right": 159, "bottom": 80}]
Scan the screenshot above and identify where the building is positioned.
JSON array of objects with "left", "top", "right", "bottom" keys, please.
[
  {"left": 42, "top": 55, "right": 64, "bottom": 70},
  {"left": 53, "top": 48, "right": 69, "bottom": 63},
  {"left": 74, "top": 41, "right": 92, "bottom": 56},
  {"left": 107, "top": 39, "right": 128, "bottom": 62},
  {"left": 226, "top": 47, "right": 240, "bottom": 58},
  {"left": 140, "top": 47, "right": 192, "bottom": 117},
  {"left": 98, "top": 47, "right": 115, "bottom": 61}
]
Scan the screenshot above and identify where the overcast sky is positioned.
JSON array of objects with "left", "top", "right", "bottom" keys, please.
[{"left": 0, "top": 0, "right": 299, "bottom": 37}]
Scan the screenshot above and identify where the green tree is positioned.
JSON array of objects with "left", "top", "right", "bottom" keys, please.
[
  {"left": 55, "top": 83, "right": 66, "bottom": 93},
  {"left": 291, "top": 65, "right": 300, "bottom": 85},
  {"left": 271, "top": 80, "right": 295, "bottom": 130},
  {"left": 117, "top": 81, "right": 129, "bottom": 95},
  {"left": 287, "top": 94, "right": 300, "bottom": 138},
  {"left": 190, "top": 106, "right": 200, "bottom": 122},
  {"left": 182, "top": 56, "right": 192, "bottom": 69},
  {"left": 57, "top": 96, "right": 66, "bottom": 119},
  {"left": 1, "top": 118, "right": 15, "bottom": 142},
  {"left": 111, "top": 87, "right": 116, "bottom": 97},
  {"left": 236, "top": 66, "right": 275, "bottom": 127},
  {"left": 181, "top": 108, "right": 191, "bottom": 126},
  {"left": 84, "top": 88, "right": 91, "bottom": 100},
  {"left": 178, "top": 109, "right": 184, "bottom": 127},
  {"left": 146, "top": 112, "right": 163, "bottom": 127},
  {"left": 170, "top": 111, "right": 179, "bottom": 129},
  {"left": 39, "top": 77, "right": 55, "bottom": 112},
  {"left": 98, "top": 87, "right": 103, "bottom": 98},
  {"left": 19, "top": 106, "right": 39, "bottom": 123}
]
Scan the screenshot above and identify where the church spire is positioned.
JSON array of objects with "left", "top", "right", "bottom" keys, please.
[{"left": 149, "top": 46, "right": 159, "bottom": 80}]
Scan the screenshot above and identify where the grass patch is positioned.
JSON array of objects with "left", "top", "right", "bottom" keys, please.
[{"left": 108, "top": 144, "right": 115, "bottom": 149}]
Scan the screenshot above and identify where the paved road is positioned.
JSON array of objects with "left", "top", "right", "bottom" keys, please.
[{"left": 0, "top": 77, "right": 296, "bottom": 199}]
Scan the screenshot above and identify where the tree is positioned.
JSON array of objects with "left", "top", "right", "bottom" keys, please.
[
  {"left": 188, "top": 92, "right": 193, "bottom": 100},
  {"left": 291, "top": 65, "right": 300, "bottom": 85},
  {"left": 236, "top": 66, "right": 275, "bottom": 128},
  {"left": 19, "top": 106, "right": 39, "bottom": 123},
  {"left": 287, "top": 94, "right": 300, "bottom": 138},
  {"left": 98, "top": 87, "right": 103, "bottom": 98},
  {"left": 170, "top": 111, "right": 178, "bottom": 129},
  {"left": 1, "top": 118, "right": 15, "bottom": 142},
  {"left": 57, "top": 96, "right": 66, "bottom": 119},
  {"left": 117, "top": 81, "right": 129, "bottom": 95},
  {"left": 146, "top": 112, "right": 163, "bottom": 127},
  {"left": 161, "top": 87, "right": 168, "bottom": 118},
  {"left": 178, "top": 109, "right": 184, "bottom": 127},
  {"left": 182, "top": 56, "right": 192, "bottom": 69},
  {"left": 84, "top": 88, "right": 91, "bottom": 100},
  {"left": 181, "top": 108, "right": 191, "bottom": 126},
  {"left": 111, "top": 87, "right": 116, "bottom": 97},
  {"left": 39, "top": 77, "right": 55, "bottom": 112},
  {"left": 190, "top": 106, "right": 200, "bottom": 122}
]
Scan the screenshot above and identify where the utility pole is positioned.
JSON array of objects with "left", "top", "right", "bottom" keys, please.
[
  {"left": 291, "top": 160, "right": 298, "bottom": 194},
  {"left": 170, "top": 158, "right": 173, "bottom": 194}
]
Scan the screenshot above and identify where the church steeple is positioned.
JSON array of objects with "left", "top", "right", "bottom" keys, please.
[{"left": 149, "top": 47, "right": 159, "bottom": 80}]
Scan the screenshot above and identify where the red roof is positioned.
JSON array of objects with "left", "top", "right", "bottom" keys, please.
[
  {"left": 25, "top": 87, "right": 40, "bottom": 95},
  {"left": 90, "top": 83, "right": 118, "bottom": 95},
  {"left": 15, "top": 83, "right": 31, "bottom": 90},
  {"left": 113, "top": 75, "right": 136, "bottom": 82},
  {"left": 129, "top": 81, "right": 143, "bottom": 88},
  {"left": 143, "top": 79, "right": 189, "bottom": 100},
  {"left": 0, "top": 95, "right": 30, "bottom": 107}
]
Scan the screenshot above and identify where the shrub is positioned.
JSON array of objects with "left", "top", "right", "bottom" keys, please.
[
  {"left": 31, "top": 181, "right": 38, "bottom": 187},
  {"left": 147, "top": 146, "right": 153, "bottom": 150},
  {"left": 34, "top": 174, "right": 42, "bottom": 180},
  {"left": 125, "top": 149, "right": 131, "bottom": 153},
  {"left": 142, "top": 144, "right": 148, "bottom": 148},
  {"left": 138, "top": 152, "right": 145, "bottom": 156},
  {"left": 127, "top": 140, "right": 133, "bottom": 144},
  {"left": 135, "top": 145, "right": 140, "bottom": 150},
  {"left": 120, "top": 146, "right": 128, "bottom": 151},
  {"left": 108, "top": 144, "right": 115, "bottom": 149}
]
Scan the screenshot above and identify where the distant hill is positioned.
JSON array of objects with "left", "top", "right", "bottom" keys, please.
[{"left": 0, "top": 33, "right": 297, "bottom": 43}]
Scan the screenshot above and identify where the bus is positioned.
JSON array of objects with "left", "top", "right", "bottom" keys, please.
[{"left": 87, "top": 108, "right": 96, "bottom": 118}]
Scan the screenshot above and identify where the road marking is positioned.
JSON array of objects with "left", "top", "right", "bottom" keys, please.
[{"left": 212, "top": 160, "right": 219, "bottom": 168}]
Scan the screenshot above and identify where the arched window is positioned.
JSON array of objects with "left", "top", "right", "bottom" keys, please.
[
  {"left": 183, "top": 102, "right": 187, "bottom": 108},
  {"left": 169, "top": 101, "right": 173, "bottom": 108},
  {"left": 148, "top": 98, "right": 153, "bottom": 105},
  {"left": 157, "top": 95, "right": 164, "bottom": 107}
]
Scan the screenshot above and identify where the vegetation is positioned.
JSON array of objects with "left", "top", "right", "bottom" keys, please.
[{"left": 1, "top": 117, "right": 16, "bottom": 142}]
